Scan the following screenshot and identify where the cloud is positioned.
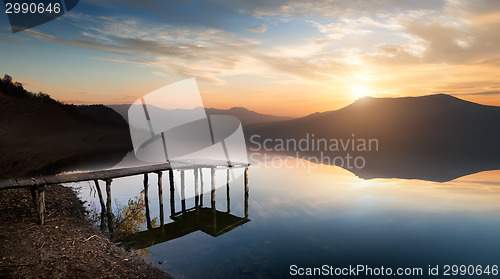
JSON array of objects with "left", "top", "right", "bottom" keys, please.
[
  {"left": 309, "top": 20, "right": 373, "bottom": 39},
  {"left": 245, "top": 24, "right": 267, "bottom": 33},
  {"left": 242, "top": 0, "right": 445, "bottom": 18},
  {"left": 239, "top": 0, "right": 500, "bottom": 69},
  {"left": 395, "top": 1, "right": 500, "bottom": 64},
  {"left": 294, "top": 0, "right": 500, "bottom": 73},
  {"left": 76, "top": 91, "right": 94, "bottom": 95},
  {"left": 25, "top": 14, "right": 262, "bottom": 85},
  {"left": 254, "top": 54, "right": 343, "bottom": 81},
  {"left": 23, "top": 13, "right": 361, "bottom": 86},
  {"left": 452, "top": 91, "right": 500, "bottom": 96}
]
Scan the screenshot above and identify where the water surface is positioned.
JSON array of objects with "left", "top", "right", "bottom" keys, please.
[{"left": 70, "top": 157, "right": 500, "bottom": 278}]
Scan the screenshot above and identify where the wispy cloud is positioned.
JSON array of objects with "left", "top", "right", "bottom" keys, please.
[
  {"left": 244, "top": 0, "right": 445, "bottom": 18},
  {"left": 23, "top": 13, "right": 359, "bottom": 85},
  {"left": 25, "top": 15, "right": 263, "bottom": 84},
  {"left": 245, "top": 24, "right": 267, "bottom": 33},
  {"left": 452, "top": 91, "right": 500, "bottom": 96}
]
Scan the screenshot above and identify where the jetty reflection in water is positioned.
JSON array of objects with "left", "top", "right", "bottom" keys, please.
[{"left": 94, "top": 166, "right": 250, "bottom": 249}]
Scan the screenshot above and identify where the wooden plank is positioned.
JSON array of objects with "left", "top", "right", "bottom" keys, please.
[
  {"left": 171, "top": 159, "right": 248, "bottom": 168},
  {"left": 97, "top": 170, "right": 129, "bottom": 180},
  {"left": 71, "top": 173, "right": 101, "bottom": 181},
  {"left": 103, "top": 170, "right": 121, "bottom": 177},
  {"left": 78, "top": 173, "right": 100, "bottom": 180},
  {"left": 42, "top": 176, "right": 61, "bottom": 184},
  {"left": 53, "top": 173, "right": 81, "bottom": 183},
  {"left": 0, "top": 178, "right": 18, "bottom": 189},
  {"left": 110, "top": 168, "right": 140, "bottom": 177},
  {"left": 32, "top": 177, "right": 47, "bottom": 186},
  {"left": 89, "top": 171, "right": 111, "bottom": 180},
  {"left": 15, "top": 178, "right": 35, "bottom": 187}
]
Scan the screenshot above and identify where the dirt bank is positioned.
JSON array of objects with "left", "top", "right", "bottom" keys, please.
[{"left": 0, "top": 184, "right": 172, "bottom": 279}]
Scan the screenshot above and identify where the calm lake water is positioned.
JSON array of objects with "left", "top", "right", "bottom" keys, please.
[{"left": 68, "top": 155, "right": 500, "bottom": 279}]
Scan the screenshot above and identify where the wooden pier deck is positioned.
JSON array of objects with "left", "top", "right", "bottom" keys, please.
[
  {"left": 0, "top": 159, "right": 248, "bottom": 190},
  {"left": 0, "top": 160, "right": 249, "bottom": 225}
]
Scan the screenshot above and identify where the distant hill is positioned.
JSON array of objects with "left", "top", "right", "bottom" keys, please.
[
  {"left": 73, "top": 104, "right": 127, "bottom": 127},
  {"left": 205, "top": 107, "right": 292, "bottom": 126},
  {"left": 107, "top": 104, "right": 292, "bottom": 126},
  {"left": 107, "top": 104, "right": 132, "bottom": 122},
  {"left": 246, "top": 94, "right": 500, "bottom": 182},
  {"left": 0, "top": 75, "right": 131, "bottom": 178}
]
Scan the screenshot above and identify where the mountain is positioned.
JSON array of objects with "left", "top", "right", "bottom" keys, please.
[
  {"left": 0, "top": 75, "right": 131, "bottom": 178},
  {"left": 74, "top": 104, "right": 128, "bottom": 127},
  {"left": 107, "top": 104, "right": 132, "bottom": 122},
  {"left": 107, "top": 104, "right": 292, "bottom": 126},
  {"left": 245, "top": 94, "right": 500, "bottom": 182},
  {"left": 206, "top": 107, "right": 292, "bottom": 126}
]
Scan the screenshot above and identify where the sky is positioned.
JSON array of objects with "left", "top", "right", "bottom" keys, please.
[{"left": 1, "top": 0, "right": 500, "bottom": 116}]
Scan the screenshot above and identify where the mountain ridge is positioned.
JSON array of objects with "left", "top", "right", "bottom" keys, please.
[
  {"left": 245, "top": 93, "right": 500, "bottom": 182},
  {"left": 107, "top": 104, "right": 292, "bottom": 126}
]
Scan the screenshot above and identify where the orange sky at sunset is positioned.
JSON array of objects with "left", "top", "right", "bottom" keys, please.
[{"left": 2, "top": 0, "right": 500, "bottom": 117}]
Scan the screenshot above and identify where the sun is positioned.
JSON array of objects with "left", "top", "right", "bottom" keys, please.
[{"left": 351, "top": 86, "right": 370, "bottom": 99}]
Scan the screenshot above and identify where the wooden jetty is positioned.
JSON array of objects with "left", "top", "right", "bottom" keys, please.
[{"left": 0, "top": 160, "right": 249, "bottom": 225}]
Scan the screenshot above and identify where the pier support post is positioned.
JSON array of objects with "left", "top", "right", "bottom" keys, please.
[
  {"left": 199, "top": 168, "right": 204, "bottom": 206},
  {"left": 94, "top": 180, "right": 106, "bottom": 212},
  {"left": 194, "top": 168, "right": 199, "bottom": 215},
  {"left": 93, "top": 180, "right": 106, "bottom": 230},
  {"left": 211, "top": 167, "right": 217, "bottom": 232},
  {"left": 226, "top": 168, "right": 230, "bottom": 213},
  {"left": 169, "top": 169, "right": 175, "bottom": 217},
  {"left": 244, "top": 167, "right": 249, "bottom": 218},
  {"left": 157, "top": 171, "right": 164, "bottom": 227},
  {"left": 211, "top": 168, "right": 216, "bottom": 210},
  {"left": 105, "top": 179, "right": 113, "bottom": 233},
  {"left": 181, "top": 170, "right": 186, "bottom": 213},
  {"left": 30, "top": 186, "right": 45, "bottom": 225},
  {"left": 143, "top": 173, "right": 152, "bottom": 229}
]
